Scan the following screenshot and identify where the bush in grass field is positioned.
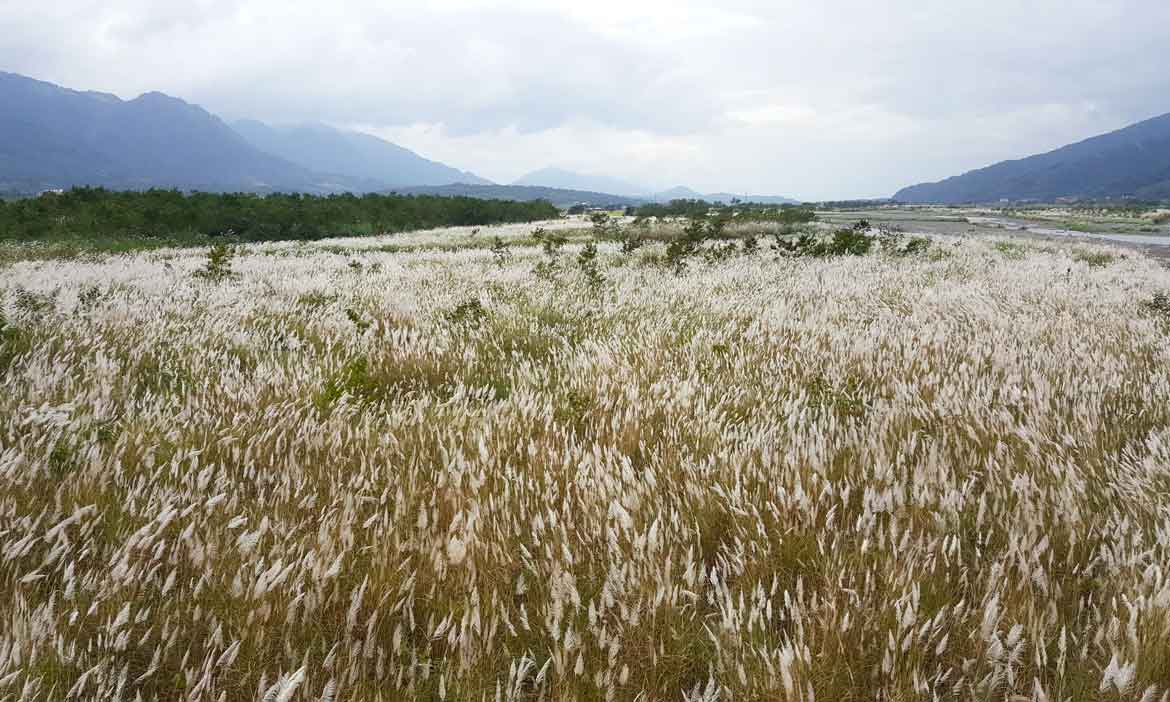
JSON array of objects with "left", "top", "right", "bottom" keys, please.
[
  {"left": 192, "top": 243, "right": 238, "bottom": 282},
  {"left": 771, "top": 221, "right": 875, "bottom": 258},
  {"left": 490, "top": 236, "right": 510, "bottom": 268}
]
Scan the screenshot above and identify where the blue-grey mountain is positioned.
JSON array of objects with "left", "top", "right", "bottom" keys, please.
[
  {"left": 895, "top": 112, "right": 1170, "bottom": 203},
  {"left": 0, "top": 71, "right": 317, "bottom": 192},
  {"left": 513, "top": 168, "right": 648, "bottom": 197},
  {"left": 232, "top": 120, "right": 490, "bottom": 188},
  {"left": 652, "top": 185, "right": 799, "bottom": 205},
  {"left": 514, "top": 170, "right": 801, "bottom": 205},
  {"left": 0, "top": 71, "right": 490, "bottom": 194},
  {"left": 391, "top": 184, "right": 642, "bottom": 209}
]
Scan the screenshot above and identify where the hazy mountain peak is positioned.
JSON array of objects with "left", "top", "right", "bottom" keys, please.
[
  {"left": 232, "top": 119, "right": 492, "bottom": 187},
  {"left": 513, "top": 168, "right": 648, "bottom": 197},
  {"left": 655, "top": 185, "right": 704, "bottom": 200},
  {"left": 83, "top": 90, "right": 122, "bottom": 104},
  {"left": 133, "top": 90, "right": 177, "bottom": 102}
]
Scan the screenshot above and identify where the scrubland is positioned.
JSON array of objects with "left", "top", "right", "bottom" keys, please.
[{"left": 2, "top": 219, "right": 1170, "bottom": 701}]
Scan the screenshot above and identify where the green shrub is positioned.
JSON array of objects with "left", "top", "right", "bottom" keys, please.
[
  {"left": 1071, "top": 249, "right": 1115, "bottom": 268},
  {"left": 825, "top": 228, "right": 874, "bottom": 256},
  {"left": 1140, "top": 292, "right": 1170, "bottom": 322},
  {"left": 577, "top": 241, "right": 605, "bottom": 290},
  {"left": 702, "top": 241, "right": 740, "bottom": 263},
  {"left": 532, "top": 228, "right": 570, "bottom": 282},
  {"left": 590, "top": 213, "right": 620, "bottom": 239},
  {"left": 76, "top": 284, "right": 107, "bottom": 312},
  {"left": 193, "top": 243, "right": 238, "bottom": 282},
  {"left": 11, "top": 287, "right": 57, "bottom": 319},
  {"left": 345, "top": 307, "right": 371, "bottom": 333},
  {"left": 772, "top": 227, "right": 874, "bottom": 258},
  {"left": 993, "top": 241, "right": 1028, "bottom": 260},
  {"left": 297, "top": 291, "right": 337, "bottom": 309},
  {"left": 665, "top": 237, "right": 699, "bottom": 274},
  {"left": 0, "top": 312, "right": 34, "bottom": 377},
  {"left": 902, "top": 236, "right": 932, "bottom": 255},
  {"left": 878, "top": 227, "right": 932, "bottom": 257},
  {"left": 444, "top": 298, "right": 488, "bottom": 326},
  {"left": 533, "top": 228, "right": 567, "bottom": 257},
  {"left": 772, "top": 232, "right": 818, "bottom": 258},
  {"left": 490, "top": 237, "right": 510, "bottom": 268},
  {"left": 620, "top": 232, "right": 646, "bottom": 255}
]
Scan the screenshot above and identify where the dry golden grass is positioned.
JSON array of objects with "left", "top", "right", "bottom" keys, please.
[{"left": 2, "top": 222, "right": 1169, "bottom": 701}]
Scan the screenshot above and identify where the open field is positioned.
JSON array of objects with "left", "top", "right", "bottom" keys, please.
[
  {"left": 817, "top": 206, "right": 1170, "bottom": 237},
  {"left": 3, "top": 219, "right": 1170, "bottom": 700},
  {"left": 816, "top": 206, "right": 1170, "bottom": 264}
]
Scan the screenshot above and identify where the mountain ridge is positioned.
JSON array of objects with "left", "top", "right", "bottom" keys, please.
[
  {"left": 232, "top": 120, "right": 492, "bottom": 188},
  {"left": 0, "top": 71, "right": 316, "bottom": 192},
  {"left": 511, "top": 169, "right": 800, "bottom": 205},
  {"left": 652, "top": 185, "right": 799, "bottom": 205},
  {"left": 894, "top": 112, "right": 1170, "bottom": 203},
  {"left": 2, "top": 71, "right": 804, "bottom": 204},
  {"left": 0, "top": 71, "right": 490, "bottom": 194},
  {"left": 512, "top": 167, "right": 646, "bottom": 197},
  {"left": 389, "top": 183, "right": 643, "bottom": 209}
]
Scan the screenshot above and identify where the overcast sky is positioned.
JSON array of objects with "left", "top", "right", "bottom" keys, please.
[{"left": 3, "top": 0, "right": 1169, "bottom": 199}]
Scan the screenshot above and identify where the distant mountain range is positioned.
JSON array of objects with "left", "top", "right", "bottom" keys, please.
[
  {"left": 650, "top": 185, "right": 799, "bottom": 205},
  {"left": 513, "top": 167, "right": 646, "bottom": 198},
  {"left": 232, "top": 120, "right": 490, "bottom": 188},
  {"left": 511, "top": 169, "right": 800, "bottom": 205},
  {"left": 0, "top": 71, "right": 489, "bottom": 194},
  {"left": 0, "top": 71, "right": 801, "bottom": 205},
  {"left": 13, "top": 70, "right": 1168, "bottom": 207},
  {"left": 895, "top": 112, "right": 1170, "bottom": 204},
  {"left": 390, "top": 184, "right": 643, "bottom": 209},
  {"left": 0, "top": 71, "right": 315, "bottom": 192},
  {"left": 392, "top": 182, "right": 803, "bottom": 209}
]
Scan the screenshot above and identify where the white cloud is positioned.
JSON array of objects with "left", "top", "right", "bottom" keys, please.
[{"left": 727, "top": 105, "right": 818, "bottom": 127}]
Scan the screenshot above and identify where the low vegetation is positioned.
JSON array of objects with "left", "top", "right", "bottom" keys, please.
[{"left": 2, "top": 216, "right": 1169, "bottom": 701}]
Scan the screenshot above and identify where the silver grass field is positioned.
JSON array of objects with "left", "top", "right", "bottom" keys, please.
[{"left": 2, "top": 220, "right": 1170, "bottom": 701}]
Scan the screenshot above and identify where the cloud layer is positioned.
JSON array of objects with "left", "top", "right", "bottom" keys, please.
[{"left": 3, "top": 0, "right": 1169, "bottom": 198}]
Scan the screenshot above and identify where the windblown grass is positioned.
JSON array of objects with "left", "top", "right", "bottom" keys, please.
[{"left": 1, "top": 222, "right": 1169, "bottom": 701}]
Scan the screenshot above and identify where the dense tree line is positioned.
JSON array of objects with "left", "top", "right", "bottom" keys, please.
[
  {"left": 635, "top": 198, "right": 816, "bottom": 224},
  {"left": 733, "top": 205, "right": 817, "bottom": 225},
  {"left": 0, "top": 188, "right": 559, "bottom": 242},
  {"left": 634, "top": 199, "right": 714, "bottom": 218},
  {"left": 809, "top": 199, "right": 894, "bottom": 209}
]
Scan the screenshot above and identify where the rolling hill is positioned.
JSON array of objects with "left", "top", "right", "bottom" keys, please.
[{"left": 895, "top": 112, "right": 1170, "bottom": 204}]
